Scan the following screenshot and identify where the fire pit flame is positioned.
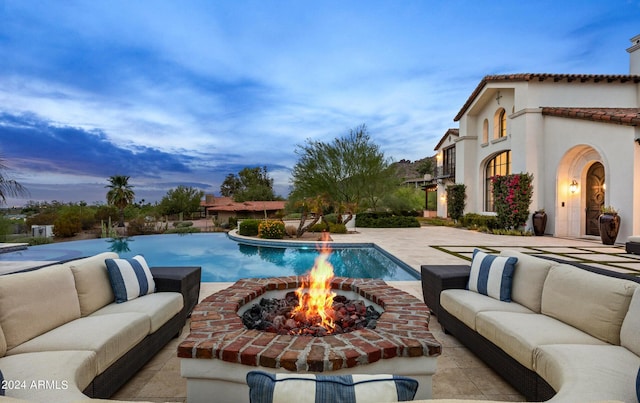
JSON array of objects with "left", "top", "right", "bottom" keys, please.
[{"left": 291, "top": 232, "right": 336, "bottom": 331}]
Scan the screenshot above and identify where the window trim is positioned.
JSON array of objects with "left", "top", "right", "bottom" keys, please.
[{"left": 484, "top": 150, "right": 512, "bottom": 212}]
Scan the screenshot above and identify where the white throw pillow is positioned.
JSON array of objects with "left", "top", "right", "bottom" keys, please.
[
  {"left": 105, "top": 255, "right": 155, "bottom": 303},
  {"left": 468, "top": 249, "right": 517, "bottom": 302}
]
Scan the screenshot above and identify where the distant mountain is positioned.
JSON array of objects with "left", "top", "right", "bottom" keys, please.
[{"left": 391, "top": 157, "right": 435, "bottom": 181}]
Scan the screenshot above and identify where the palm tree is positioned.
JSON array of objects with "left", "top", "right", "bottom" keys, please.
[
  {"left": 106, "top": 175, "right": 135, "bottom": 227},
  {"left": 0, "top": 157, "right": 29, "bottom": 205}
]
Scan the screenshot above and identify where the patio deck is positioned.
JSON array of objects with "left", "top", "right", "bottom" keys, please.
[{"left": 110, "top": 225, "right": 637, "bottom": 402}]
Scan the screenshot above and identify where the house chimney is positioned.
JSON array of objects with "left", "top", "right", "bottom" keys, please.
[{"left": 627, "top": 34, "right": 640, "bottom": 75}]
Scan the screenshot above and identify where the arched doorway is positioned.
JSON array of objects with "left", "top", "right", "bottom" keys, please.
[
  {"left": 585, "top": 162, "right": 605, "bottom": 236},
  {"left": 556, "top": 145, "right": 606, "bottom": 238}
]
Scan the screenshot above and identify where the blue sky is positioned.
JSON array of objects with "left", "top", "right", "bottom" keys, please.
[{"left": 1, "top": 0, "right": 639, "bottom": 206}]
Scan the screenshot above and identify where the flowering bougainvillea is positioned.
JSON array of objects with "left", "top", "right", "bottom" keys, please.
[{"left": 491, "top": 173, "right": 533, "bottom": 230}]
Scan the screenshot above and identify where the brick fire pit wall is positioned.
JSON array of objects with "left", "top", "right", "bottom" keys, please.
[{"left": 179, "top": 276, "right": 441, "bottom": 403}]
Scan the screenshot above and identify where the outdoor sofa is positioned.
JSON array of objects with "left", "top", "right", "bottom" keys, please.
[
  {"left": 0, "top": 252, "right": 200, "bottom": 402},
  {"left": 421, "top": 250, "right": 640, "bottom": 403}
]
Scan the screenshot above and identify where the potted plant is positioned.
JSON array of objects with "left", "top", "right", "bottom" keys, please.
[
  {"left": 532, "top": 209, "right": 547, "bottom": 236},
  {"left": 598, "top": 206, "right": 620, "bottom": 245}
]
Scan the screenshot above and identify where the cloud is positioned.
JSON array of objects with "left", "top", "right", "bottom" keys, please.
[
  {"left": 1, "top": 0, "right": 639, "bottom": 206},
  {"left": 0, "top": 112, "right": 194, "bottom": 178}
]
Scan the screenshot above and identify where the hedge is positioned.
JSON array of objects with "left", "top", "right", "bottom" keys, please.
[
  {"left": 355, "top": 212, "right": 420, "bottom": 228},
  {"left": 238, "top": 219, "right": 261, "bottom": 236}
]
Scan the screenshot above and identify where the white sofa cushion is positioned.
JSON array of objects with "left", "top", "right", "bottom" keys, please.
[
  {"left": 70, "top": 252, "right": 118, "bottom": 316},
  {"left": 541, "top": 264, "right": 638, "bottom": 345},
  {"left": 440, "top": 289, "right": 534, "bottom": 330},
  {"left": 6, "top": 313, "right": 149, "bottom": 374},
  {"left": 0, "top": 266, "right": 81, "bottom": 351},
  {"left": 90, "top": 292, "right": 183, "bottom": 333},
  {"left": 0, "top": 350, "right": 96, "bottom": 403},
  {"left": 534, "top": 344, "right": 640, "bottom": 403},
  {"left": 475, "top": 311, "right": 606, "bottom": 370},
  {"left": 106, "top": 255, "right": 156, "bottom": 303},
  {"left": 499, "top": 250, "right": 554, "bottom": 313},
  {"left": 620, "top": 287, "right": 640, "bottom": 357},
  {"left": 468, "top": 250, "right": 517, "bottom": 301}
]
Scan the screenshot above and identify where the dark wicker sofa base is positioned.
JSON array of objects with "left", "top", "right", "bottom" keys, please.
[
  {"left": 83, "top": 309, "right": 186, "bottom": 398},
  {"left": 422, "top": 261, "right": 640, "bottom": 402},
  {"left": 438, "top": 307, "right": 555, "bottom": 401}
]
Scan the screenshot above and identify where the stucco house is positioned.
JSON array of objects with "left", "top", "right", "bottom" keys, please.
[{"left": 435, "top": 34, "right": 640, "bottom": 243}]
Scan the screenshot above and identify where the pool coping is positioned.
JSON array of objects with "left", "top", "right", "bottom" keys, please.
[{"left": 227, "top": 230, "right": 420, "bottom": 280}]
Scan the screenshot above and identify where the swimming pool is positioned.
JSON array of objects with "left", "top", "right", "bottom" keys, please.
[{"left": 0, "top": 233, "right": 419, "bottom": 282}]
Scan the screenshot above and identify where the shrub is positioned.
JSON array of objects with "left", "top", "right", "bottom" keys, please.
[
  {"left": 228, "top": 217, "right": 238, "bottom": 229},
  {"left": 322, "top": 213, "right": 335, "bottom": 224},
  {"left": 309, "top": 222, "right": 329, "bottom": 232},
  {"left": 173, "top": 221, "right": 194, "bottom": 228},
  {"left": 446, "top": 184, "right": 466, "bottom": 221},
  {"left": 127, "top": 217, "right": 165, "bottom": 236},
  {"left": 94, "top": 205, "right": 118, "bottom": 223},
  {"left": 492, "top": 173, "right": 533, "bottom": 230},
  {"left": 239, "top": 219, "right": 261, "bottom": 236},
  {"left": 258, "top": 220, "right": 285, "bottom": 239},
  {"left": 459, "top": 213, "right": 499, "bottom": 230},
  {"left": 328, "top": 223, "right": 347, "bottom": 234},
  {"left": 356, "top": 212, "right": 420, "bottom": 228},
  {"left": 53, "top": 215, "right": 81, "bottom": 238},
  {"left": 419, "top": 217, "right": 456, "bottom": 227}
]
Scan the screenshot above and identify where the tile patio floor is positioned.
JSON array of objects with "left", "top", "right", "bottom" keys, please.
[{"left": 79, "top": 227, "right": 639, "bottom": 401}]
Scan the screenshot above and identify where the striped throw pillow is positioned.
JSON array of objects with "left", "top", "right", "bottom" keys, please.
[
  {"left": 246, "top": 371, "right": 418, "bottom": 403},
  {"left": 468, "top": 249, "right": 518, "bottom": 302},
  {"left": 105, "top": 255, "right": 156, "bottom": 303}
]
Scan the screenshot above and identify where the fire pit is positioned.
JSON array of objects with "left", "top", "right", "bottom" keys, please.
[
  {"left": 178, "top": 276, "right": 441, "bottom": 402},
  {"left": 179, "top": 238, "right": 441, "bottom": 402}
]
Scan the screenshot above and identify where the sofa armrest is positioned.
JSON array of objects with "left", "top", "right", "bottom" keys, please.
[
  {"left": 420, "top": 264, "right": 470, "bottom": 316},
  {"left": 150, "top": 266, "right": 201, "bottom": 317}
]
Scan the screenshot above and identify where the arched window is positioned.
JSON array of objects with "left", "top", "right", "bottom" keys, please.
[
  {"left": 485, "top": 150, "right": 511, "bottom": 211},
  {"left": 482, "top": 119, "right": 489, "bottom": 144},
  {"left": 493, "top": 108, "right": 507, "bottom": 139}
]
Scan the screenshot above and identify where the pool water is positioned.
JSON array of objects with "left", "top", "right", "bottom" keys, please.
[{"left": 0, "top": 233, "right": 419, "bottom": 282}]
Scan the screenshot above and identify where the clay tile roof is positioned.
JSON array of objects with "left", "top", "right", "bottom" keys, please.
[
  {"left": 541, "top": 107, "right": 640, "bottom": 126},
  {"left": 454, "top": 74, "right": 640, "bottom": 122},
  {"left": 433, "top": 128, "right": 459, "bottom": 151},
  {"left": 205, "top": 200, "right": 286, "bottom": 212}
]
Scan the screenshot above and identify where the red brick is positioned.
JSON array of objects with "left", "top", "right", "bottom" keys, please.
[
  {"left": 240, "top": 346, "right": 262, "bottom": 366},
  {"left": 279, "top": 350, "right": 300, "bottom": 371}
]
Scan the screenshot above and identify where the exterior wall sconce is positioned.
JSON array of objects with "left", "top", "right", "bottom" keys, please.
[
  {"left": 569, "top": 180, "right": 579, "bottom": 194},
  {"left": 440, "top": 193, "right": 446, "bottom": 202}
]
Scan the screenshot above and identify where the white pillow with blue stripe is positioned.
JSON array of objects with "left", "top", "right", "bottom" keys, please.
[
  {"left": 246, "top": 371, "right": 418, "bottom": 403},
  {"left": 105, "top": 255, "right": 155, "bottom": 303},
  {"left": 468, "top": 249, "right": 518, "bottom": 302}
]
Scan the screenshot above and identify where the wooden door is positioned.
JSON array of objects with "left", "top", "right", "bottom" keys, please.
[{"left": 585, "top": 162, "right": 605, "bottom": 236}]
